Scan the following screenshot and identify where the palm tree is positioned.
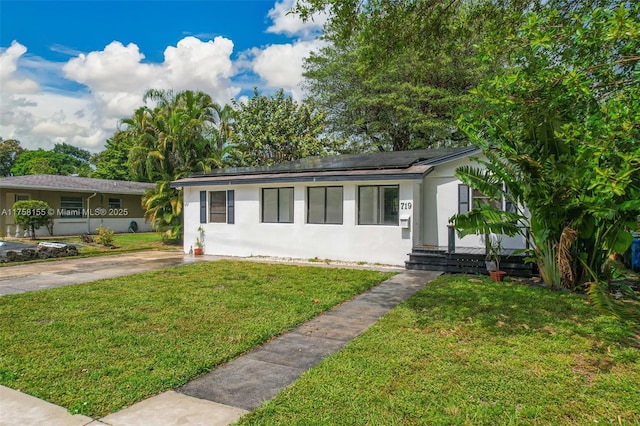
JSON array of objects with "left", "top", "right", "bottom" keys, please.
[{"left": 123, "top": 89, "right": 232, "bottom": 241}]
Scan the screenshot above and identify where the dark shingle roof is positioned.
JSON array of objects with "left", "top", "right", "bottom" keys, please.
[{"left": 0, "top": 175, "right": 154, "bottom": 195}]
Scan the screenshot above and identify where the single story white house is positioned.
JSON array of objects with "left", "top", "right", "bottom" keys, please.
[
  {"left": 172, "top": 148, "right": 528, "bottom": 267},
  {"left": 0, "top": 174, "right": 155, "bottom": 237}
]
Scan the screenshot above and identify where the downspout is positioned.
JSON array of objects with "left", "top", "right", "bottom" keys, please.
[{"left": 86, "top": 193, "right": 97, "bottom": 234}]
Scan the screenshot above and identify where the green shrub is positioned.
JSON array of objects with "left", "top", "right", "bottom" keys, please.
[
  {"left": 94, "top": 226, "right": 114, "bottom": 247},
  {"left": 12, "top": 200, "right": 53, "bottom": 239}
]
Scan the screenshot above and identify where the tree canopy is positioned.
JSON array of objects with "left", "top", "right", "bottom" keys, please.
[
  {"left": 0, "top": 138, "right": 24, "bottom": 177},
  {"left": 90, "top": 131, "right": 137, "bottom": 181},
  {"left": 114, "top": 89, "right": 235, "bottom": 241},
  {"left": 10, "top": 146, "right": 91, "bottom": 176},
  {"left": 296, "top": 0, "right": 535, "bottom": 152},
  {"left": 228, "top": 88, "right": 341, "bottom": 166},
  {"left": 450, "top": 1, "right": 639, "bottom": 308}
]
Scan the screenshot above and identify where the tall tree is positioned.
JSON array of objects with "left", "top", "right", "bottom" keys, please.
[
  {"left": 52, "top": 142, "right": 91, "bottom": 163},
  {"left": 120, "top": 89, "right": 232, "bottom": 241},
  {"left": 52, "top": 143, "right": 92, "bottom": 176},
  {"left": 91, "top": 131, "right": 138, "bottom": 181},
  {"left": 0, "top": 138, "right": 25, "bottom": 176},
  {"left": 10, "top": 149, "right": 90, "bottom": 176},
  {"left": 295, "top": 0, "right": 533, "bottom": 152},
  {"left": 450, "top": 2, "right": 639, "bottom": 308},
  {"left": 229, "top": 88, "right": 341, "bottom": 166}
]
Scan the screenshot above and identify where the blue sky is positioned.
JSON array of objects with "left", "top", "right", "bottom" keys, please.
[{"left": 0, "top": 0, "right": 327, "bottom": 151}]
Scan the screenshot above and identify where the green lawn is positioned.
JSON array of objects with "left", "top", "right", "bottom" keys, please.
[
  {"left": 1, "top": 232, "right": 175, "bottom": 266},
  {"left": 237, "top": 275, "right": 640, "bottom": 425},
  {"left": 0, "top": 261, "right": 394, "bottom": 417}
]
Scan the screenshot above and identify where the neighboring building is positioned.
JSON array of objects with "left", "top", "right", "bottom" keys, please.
[
  {"left": 0, "top": 174, "right": 155, "bottom": 237},
  {"left": 172, "top": 148, "right": 528, "bottom": 267}
]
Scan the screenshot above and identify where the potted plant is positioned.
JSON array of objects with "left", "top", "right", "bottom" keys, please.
[
  {"left": 486, "top": 236, "right": 507, "bottom": 282},
  {"left": 194, "top": 226, "right": 205, "bottom": 256}
]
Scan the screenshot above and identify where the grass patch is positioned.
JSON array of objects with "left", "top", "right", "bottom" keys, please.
[
  {"left": 1, "top": 232, "right": 174, "bottom": 266},
  {"left": 74, "top": 232, "right": 175, "bottom": 254},
  {"left": 0, "top": 260, "right": 394, "bottom": 417},
  {"left": 237, "top": 275, "right": 640, "bottom": 425}
]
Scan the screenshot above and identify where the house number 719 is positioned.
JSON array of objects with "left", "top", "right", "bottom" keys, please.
[{"left": 400, "top": 202, "right": 412, "bottom": 210}]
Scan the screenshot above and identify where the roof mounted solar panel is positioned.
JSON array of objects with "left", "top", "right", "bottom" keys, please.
[{"left": 190, "top": 147, "right": 478, "bottom": 178}]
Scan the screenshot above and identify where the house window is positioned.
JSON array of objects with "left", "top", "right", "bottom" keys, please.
[
  {"left": 458, "top": 185, "right": 470, "bottom": 214},
  {"left": 458, "top": 184, "right": 510, "bottom": 213},
  {"left": 15, "top": 194, "right": 30, "bottom": 202},
  {"left": 209, "top": 191, "right": 227, "bottom": 223},
  {"left": 358, "top": 185, "right": 399, "bottom": 225},
  {"left": 108, "top": 198, "right": 121, "bottom": 209},
  {"left": 200, "top": 190, "right": 234, "bottom": 224},
  {"left": 262, "top": 187, "right": 294, "bottom": 223},
  {"left": 472, "top": 190, "right": 502, "bottom": 210},
  {"left": 504, "top": 186, "right": 517, "bottom": 215},
  {"left": 307, "top": 186, "right": 343, "bottom": 224},
  {"left": 60, "top": 196, "right": 83, "bottom": 218}
]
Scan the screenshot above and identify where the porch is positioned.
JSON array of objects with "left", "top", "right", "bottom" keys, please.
[{"left": 405, "top": 245, "right": 537, "bottom": 277}]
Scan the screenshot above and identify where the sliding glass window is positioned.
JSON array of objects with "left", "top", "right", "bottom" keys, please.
[
  {"left": 307, "top": 186, "right": 343, "bottom": 224},
  {"left": 358, "top": 185, "right": 399, "bottom": 225},
  {"left": 262, "top": 187, "right": 294, "bottom": 223}
]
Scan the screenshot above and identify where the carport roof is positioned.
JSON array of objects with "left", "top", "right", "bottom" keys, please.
[{"left": 0, "top": 174, "right": 155, "bottom": 195}]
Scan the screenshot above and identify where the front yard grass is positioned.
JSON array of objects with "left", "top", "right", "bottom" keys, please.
[
  {"left": 0, "top": 260, "right": 394, "bottom": 417},
  {"left": 237, "top": 275, "right": 640, "bottom": 425},
  {"left": 1, "top": 232, "right": 175, "bottom": 266}
]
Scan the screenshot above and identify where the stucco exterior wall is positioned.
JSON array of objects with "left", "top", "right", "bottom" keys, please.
[
  {"left": 0, "top": 188, "right": 150, "bottom": 237},
  {"left": 183, "top": 180, "right": 417, "bottom": 266},
  {"left": 421, "top": 156, "right": 527, "bottom": 250}
]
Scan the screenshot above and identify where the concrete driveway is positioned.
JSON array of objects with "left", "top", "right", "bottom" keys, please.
[{"left": 0, "top": 250, "right": 207, "bottom": 296}]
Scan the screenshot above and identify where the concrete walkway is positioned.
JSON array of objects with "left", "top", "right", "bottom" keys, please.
[{"left": 0, "top": 256, "right": 440, "bottom": 425}]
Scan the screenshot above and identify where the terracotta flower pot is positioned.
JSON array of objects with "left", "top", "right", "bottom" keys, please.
[
  {"left": 194, "top": 247, "right": 204, "bottom": 256},
  {"left": 489, "top": 270, "right": 506, "bottom": 282}
]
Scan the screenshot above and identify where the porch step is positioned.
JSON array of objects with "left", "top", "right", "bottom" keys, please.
[
  {"left": 410, "top": 246, "right": 447, "bottom": 255},
  {"left": 405, "top": 248, "right": 536, "bottom": 277}
]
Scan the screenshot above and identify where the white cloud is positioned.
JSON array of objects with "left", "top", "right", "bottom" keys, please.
[
  {"left": 251, "top": 40, "right": 324, "bottom": 100},
  {"left": 0, "top": 41, "right": 40, "bottom": 94},
  {"left": 63, "top": 41, "right": 155, "bottom": 93},
  {"left": 266, "top": 0, "right": 328, "bottom": 39},
  {"left": 162, "top": 36, "right": 237, "bottom": 98},
  {"left": 0, "top": 0, "right": 326, "bottom": 153},
  {"left": 63, "top": 36, "right": 240, "bottom": 122},
  {"left": 243, "top": 0, "right": 327, "bottom": 100},
  {"left": 1, "top": 36, "right": 242, "bottom": 152}
]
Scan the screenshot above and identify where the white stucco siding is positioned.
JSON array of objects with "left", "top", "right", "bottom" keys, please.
[
  {"left": 422, "top": 155, "right": 527, "bottom": 250},
  {"left": 420, "top": 156, "right": 481, "bottom": 247},
  {"left": 183, "top": 180, "right": 418, "bottom": 266},
  {"left": 9, "top": 217, "right": 151, "bottom": 238}
]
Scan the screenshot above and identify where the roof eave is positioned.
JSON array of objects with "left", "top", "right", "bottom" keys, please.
[
  {"left": 171, "top": 166, "right": 433, "bottom": 188},
  {"left": 0, "top": 184, "right": 149, "bottom": 195}
]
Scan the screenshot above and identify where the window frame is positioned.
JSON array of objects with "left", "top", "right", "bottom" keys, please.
[
  {"left": 458, "top": 184, "right": 516, "bottom": 215},
  {"left": 108, "top": 198, "right": 122, "bottom": 210},
  {"left": 209, "top": 190, "right": 227, "bottom": 223},
  {"left": 261, "top": 187, "right": 294, "bottom": 223},
  {"left": 201, "top": 190, "right": 234, "bottom": 224},
  {"left": 357, "top": 185, "right": 399, "bottom": 226},
  {"left": 458, "top": 184, "right": 470, "bottom": 214},
  {"left": 472, "top": 189, "right": 501, "bottom": 210},
  {"left": 60, "top": 196, "right": 84, "bottom": 218},
  {"left": 307, "top": 186, "right": 343, "bottom": 225}
]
